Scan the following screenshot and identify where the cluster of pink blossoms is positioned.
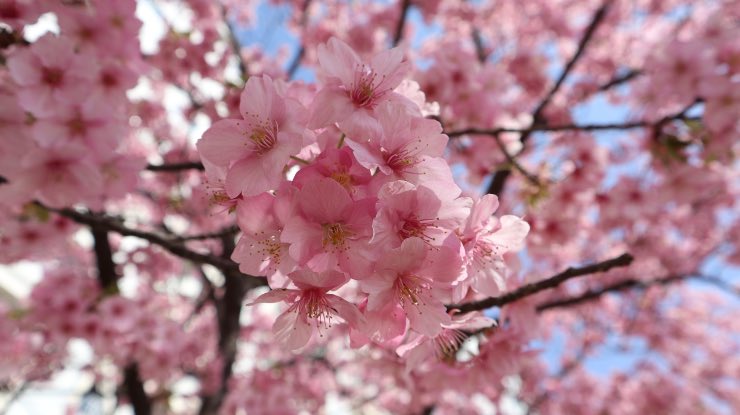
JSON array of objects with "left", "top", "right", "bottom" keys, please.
[
  {"left": 198, "top": 38, "right": 529, "bottom": 352},
  {"left": 0, "top": 0, "right": 142, "bottom": 209}
]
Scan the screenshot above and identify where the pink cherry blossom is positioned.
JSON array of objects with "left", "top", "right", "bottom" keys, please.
[
  {"left": 249, "top": 270, "right": 364, "bottom": 351},
  {"left": 371, "top": 180, "right": 468, "bottom": 249},
  {"left": 197, "top": 75, "right": 306, "bottom": 198},
  {"left": 231, "top": 188, "right": 297, "bottom": 286},
  {"left": 281, "top": 178, "right": 375, "bottom": 277},
  {"left": 6, "top": 34, "right": 97, "bottom": 116},
  {"left": 308, "top": 37, "right": 412, "bottom": 133},
  {"left": 361, "top": 238, "right": 461, "bottom": 337},
  {"left": 457, "top": 194, "right": 530, "bottom": 296}
]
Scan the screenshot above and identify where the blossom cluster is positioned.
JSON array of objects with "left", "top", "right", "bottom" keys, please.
[
  {"left": 198, "top": 38, "right": 529, "bottom": 352},
  {"left": 0, "top": 0, "right": 142, "bottom": 209}
]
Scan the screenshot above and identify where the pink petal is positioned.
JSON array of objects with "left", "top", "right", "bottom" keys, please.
[{"left": 197, "top": 119, "right": 251, "bottom": 168}]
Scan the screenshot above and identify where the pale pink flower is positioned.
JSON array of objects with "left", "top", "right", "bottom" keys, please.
[
  {"left": 281, "top": 178, "right": 375, "bottom": 277},
  {"left": 231, "top": 188, "right": 297, "bottom": 287},
  {"left": 31, "top": 103, "right": 122, "bottom": 159},
  {"left": 0, "top": 0, "right": 41, "bottom": 30},
  {"left": 361, "top": 238, "right": 461, "bottom": 337},
  {"left": 371, "top": 180, "right": 469, "bottom": 249},
  {"left": 292, "top": 147, "right": 375, "bottom": 200},
  {"left": 345, "top": 101, "right": 458, "bottom": 193},
  {"left": 397, "top": 312, "right": 495, "bottom": 369},
  {"left": 197, "top": 75, "right": 306, "bottom": 198},
  {"left": 2, "top": 144, "right": 103, "bottom": 208},
  {"left": 456, "top": 195, "right": 529, "bottom": 296},
  {"left": 308, "top": 37, "right": 412, "bottom": 133},
  {"left": 6, "top": 34, "right": 97, "bottom": 116},
  {"left": 249, "top": 270, "right": 364, "bottom": 351}
]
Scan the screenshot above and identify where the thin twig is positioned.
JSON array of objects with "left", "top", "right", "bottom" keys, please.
[
  {"left": 0, "top": 383, "right": 29, "bottom": 415},
  {"left": 536, "top": 273, "right": 691, "bottom": 312},
  {"left": 286, "top": 0, "right": 312, "bottom": 79},
  {"left": 492, "top": 133, "right": 540, "bottom": 186},
  {"left": 484, "top": 1, "right": 612, "bottom": 196},
  {"left": 392, "top": 0, "right": 412, "bottom": 46},
  {"left": 220, "top": 4, "right": 248, "bottom": 81},
  {"left": 146, "top": 161, "right": 205, "bottom": 172},
  {"left": 45, "top": 206, "right": 251, "bottom": 277},
  {"left": 447, "top": 114, "right": 702, "bottom": 138},
  {"left": 597, "top": 69, "right": 641, "bottom": 91},
  {"left": 449, "top": 253, "right": 634, "bottom": 314}
]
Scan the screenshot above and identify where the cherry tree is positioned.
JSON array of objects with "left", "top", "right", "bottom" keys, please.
[{"left": 0, "top": 0, "right": 738, "bottom": 414}]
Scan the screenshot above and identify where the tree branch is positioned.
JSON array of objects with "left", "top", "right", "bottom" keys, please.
[
  {"left": 492, "top": 132, "right": 540, "bottom": 187},
  {"left": 597, "top": 69, "right": 641, "bottom": 92},
  {"left": 91, "top": 226, "right": 118, "bottom": 291},
  {"left": 392, "top": 0, "right": 412, "bottom": 46},
  {"left": 447, "top": 115, "right": 701, "bottom": 138},
  {"left": 90, "top": 218, "right": 151, "bottom": 414},
  {"left": 449, "top": 253, "right": 634, "bottom": 314},
  {"left": 46, "top": 206, "right": 255, "bottom": 279},
  {"left": 197, "top": 235, "right": 252, "bottom": 414},
  {"left": 220, "top": 4, "right": 248, "bottom": 81},
  {"left": 122, "top": 364, "right": 152, "bottom": 415},
  {"left": 483, "top": 1, "right": 612, "bottom": 196},
  {"left": 286, "top": 0, "right": 312, "bottom": 79},
  {"left": 145, "top": 161, "right": 204, "bottom": 172},
  {"left": 536, "top": 273, "right": 690, "bottom": 312}
]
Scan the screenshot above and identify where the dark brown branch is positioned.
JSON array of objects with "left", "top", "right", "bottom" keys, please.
[
  {"left": 536, "top": 273, "right": 690, "bottom": 312},
  {"left": 531, "top": 2, "right": 612, "bottom": 124},
  {"left": 492, "top": 132, "right": 540, "bottom": 187},
  {"left": 597, "top": 69, "right": 641, "bottom": 92},
  {"left": 287, "top": 46, "right": 305, "bottom": 79},
  {"left": 122, "top": 364, "right": 152, "bottom": 415},
  {"left": 449, "top": 253, "right": 634, "bottom": 314},
  {"left": 146, "top": 161, "right": 204, "bottom": 172},
  {"left": 392, "top": 0, "right": 412, "bottom": 47},
  {"left": 471, "top": 28, "right": 488, "bottom": 63},
  {"left": 47, "top": 206, "right": 252, "bottom": 277},
  {"left": 197, "top": 236, "right": 253, "bottom": 415},
  {"left": 90, "top": 219, "right": 151, "bottom": 413},
  {"left": 484, "top": 1, "right": 612, "bottom": 196},
  {"left": 91, "top": 226, "right": 118, "bottom": 291},
  {"left": 447, "top": 115, "right": 702, "bottom": 138},
  {"left": 0, "top": 27, "right": 28, "bottom": 50}
]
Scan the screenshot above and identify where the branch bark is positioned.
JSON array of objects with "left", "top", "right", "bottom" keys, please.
[
  {"left": 392, "top": 0, "right": 412, "bottom": 46},
  {"left": 46, "top": 206, "right": 258, "bottom": 280},
  {"left": 449, "top": 253, "right": 633, "bottom": 314},
  {"left": 447, "top": 114, "right": 701, "bottom": 138},
  {"left": 536, "top": 273, "right": 690, "bottom": 312},
  {"left": 146, "top": 161, "right": 204, "bottom": 172},
  {"left": 91, "top": 222, "right": 151, "bottom": 414}
]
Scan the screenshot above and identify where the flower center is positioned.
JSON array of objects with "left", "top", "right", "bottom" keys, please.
[
  {"left": 383, "top": 145, "right": 420, "bottom": 173},
  {"left": 398, "top": 214, "right": 436, "bottom": 244},
  {"left": 296, "top": 289, "right": 335, "bottom": 329},
  {"left": 395, "top": 274, "right": 429, "bottom": 307},
  {"left": 245, "top": 118, "right": 279, "bottom": 155},
  {"left": 67, "top": 116, "right": 87, "bottom": 136},
  {"left": 349, "top": 65, "right": 386, "bottom": 109},
  {"left": 330, "top": 170, "right": 353, "bottom": 189},
  {"left": 42, "top": 68, "right": 64, "bottom": 87},
  {"left": 433, "top": 329, "right": 468, "bottom": 361},
  {"left": 252, "top": 234, "right": 283, "bottom": 266},
  {"left": 322, "top": 223, "right": 351, "bottom": 251}
]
